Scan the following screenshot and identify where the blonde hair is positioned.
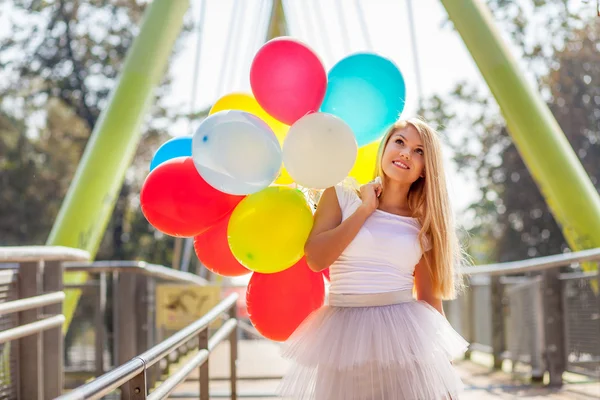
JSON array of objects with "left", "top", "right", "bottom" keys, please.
[{"left": 365, "top": 117, "right": 467, "bottom": 300}]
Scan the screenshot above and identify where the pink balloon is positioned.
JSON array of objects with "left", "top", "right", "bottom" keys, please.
[{"left": 250, "top": 37, "right": 327, "bottom": 126}]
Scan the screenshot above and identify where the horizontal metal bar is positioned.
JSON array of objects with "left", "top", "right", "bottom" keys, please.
[
  {"left": 64, "top": 283, "right": 100, "bottom": 291},
  {"left": 139, "top": 293, "right": 238, "bottom": 368},
  {"left": 148, "top": 349, "right": 210, "bottom": 400},
  {"left": 559, "top": 271, "right": 599, "bottom": 281},
  {"left": 55, "top": 358, "right": 145, "bottom": 400},
  {"left": 149, "top": 319, "right": 237, "bottom": 400},
  {"left": 0, "top": 314, "right": 65, "bottom": 344},
  {"left": 0, "top": 246, "right": 89, "bottom": 263},
  {"left": 208, "top": 319, "right": 237, "bottom": 351},
  {"left": 469, "top": 343, "right": 493, "bottom": 354},
  {"left": 59, "top": 293, "right": 238, "bottom": 399},
  {"left": 465, "top": 247, "right": 600, "bottom": 276},
  {"left": 0, "top": 292, "right": 64, "bottom": 316},
  {"left": 193, "top": 375, "right": 284, "bottom": 382},
  {"left": 63, "top": 260, "right": 208, "bottom": 285}
]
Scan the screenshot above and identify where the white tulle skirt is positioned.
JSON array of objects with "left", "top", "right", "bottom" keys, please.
[{"left": 277, "top": 290, "right": 469, "bottom": 400}]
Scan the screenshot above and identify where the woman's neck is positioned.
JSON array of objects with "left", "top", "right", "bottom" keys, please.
[{"left": 378, "top": 177, "right": 412, "bottom": 214}]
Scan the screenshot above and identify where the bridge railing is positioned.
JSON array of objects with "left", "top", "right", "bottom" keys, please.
[
  {"left": 55, "top": 293, "right": 239, "bottom": 400},
  {"left": 445, "top": 247, "right": 600, "bottom": 386},
  {"left": 0, "top": 246, "right": 90, "bottom": 400},
  {"left": 61, "top": 261, "right": 209, "bottom": 391}
]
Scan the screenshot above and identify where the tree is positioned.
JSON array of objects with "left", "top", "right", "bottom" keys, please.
[
  {"left": 0, "top": 0, "right": 193, "bottom": 265},
  {"left": 422, "top": 7, "right": 599, "bottom": 263}
]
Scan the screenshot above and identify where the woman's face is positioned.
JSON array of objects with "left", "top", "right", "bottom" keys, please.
[{"left": 381, "top": 125, "right": 426, "bottom": 184}]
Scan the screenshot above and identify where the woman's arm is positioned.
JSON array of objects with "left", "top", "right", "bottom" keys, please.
[
  {"left": 304, "top": 187, "right": 374, "bottom": 272},
  {"left": 414, "top": 255, "right": 445, "bottom": 317}
]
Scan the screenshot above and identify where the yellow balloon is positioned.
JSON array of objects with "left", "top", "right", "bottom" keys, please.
[
  {"left": 274, "top": 166, "right": 294, "bottom": 185},
  {"left": 227, "top": 187, "right": 313, "bottom": 274},
  {"left": 349, "top": 140, "right": 380, "bottom": 184},
  {"left": 210, "top": 92, "right": 289, "bottom": 143}
]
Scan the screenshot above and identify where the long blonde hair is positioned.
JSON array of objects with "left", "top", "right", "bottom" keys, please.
[{"left": 368, "top": 117, "right": 466, "bottom": 300}]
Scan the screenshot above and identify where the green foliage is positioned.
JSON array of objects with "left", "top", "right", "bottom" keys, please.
[{"left": 423, "top": 11, "right": 600, "bottom": 263}]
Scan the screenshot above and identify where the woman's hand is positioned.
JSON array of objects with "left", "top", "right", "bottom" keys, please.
[{"left": 359, "top": 178, "right": 382, "bottom": 214}]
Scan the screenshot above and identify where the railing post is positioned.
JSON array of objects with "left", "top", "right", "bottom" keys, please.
[
  {"left": 143, "top": 276, "right": 160, "bottom": 390},
  {"left": 491, "top": 276, "right": 506, "bottom": 369},
  {"left": 94, "top": 272, "right": 107, "bottom": 376},
  {"left": 198, "top": 328, "right": 209, "bottom": 400},
  {"left": 229, "top": 306, "right": 238, "bottom": 400},
  {"left": 542, "top": 269, "right": 566, "bottom": 386},
  {"left": 121, "top": 369, "right": 147, "bottom": 400},
  {"left": 531, "top": 276, "right": 545, "bottom": 382},
  {"left": 18, "top": 260, "right": 43, "bottom": 400},
  {"left": 42, "top": 260, "right": 65, "bottom": 398},
  {"left": 464, "top": 284, "right": 474, "bottom": 360},
  {"left": 115, "top": 271, "right": 139, "bottom": 365}
]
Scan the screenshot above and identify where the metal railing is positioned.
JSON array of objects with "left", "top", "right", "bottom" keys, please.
[
  {"left": 56, "top": 293, "right": 239, "bottom": 400},
  {"left": 60, "top": 260, "right": 209, "bottom": 390},
  {"left": 0, "top": 246, "right": 90, "bottom": 400},
  {"left": 446, "top": 247, "right": 600, "bottom": 386}
]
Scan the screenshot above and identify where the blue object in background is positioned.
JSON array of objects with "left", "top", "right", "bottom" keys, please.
[
  {"left": 150, "top": 136, "right": 192, "bottom": 171},
  {"left": 320, "top": 53, "right": 406, "bottom": 147}
]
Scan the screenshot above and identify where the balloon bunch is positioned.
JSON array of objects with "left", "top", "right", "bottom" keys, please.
[{"left": 140, "top": 37, "right": 406, "bottom": 341}]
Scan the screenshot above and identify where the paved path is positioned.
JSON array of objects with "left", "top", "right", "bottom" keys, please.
[{"left": 165, "top": 340, "right": 600, "bottom": 399}]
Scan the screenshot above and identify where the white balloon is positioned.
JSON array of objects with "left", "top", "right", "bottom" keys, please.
[
  {"left": 283, "top": 113, "right": 357, "bottom": 189},
  {"left": 192, "top": 110, "right": 282, "bottom": 195}
]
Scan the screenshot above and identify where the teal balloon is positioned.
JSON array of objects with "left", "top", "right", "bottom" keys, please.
[
  {"left": 150, "top": 136, "right": 192, "bottom": 171},
  {"left": 320, "top": 53, "right": 406, "bottom": 147}
]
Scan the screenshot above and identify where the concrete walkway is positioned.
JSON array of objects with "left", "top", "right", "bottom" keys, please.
[{"left": 165, "top": 340, "right": 600, "bottom": 399}]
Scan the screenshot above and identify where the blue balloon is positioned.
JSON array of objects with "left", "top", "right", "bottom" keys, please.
[
  {"left": 150, "top": 136, "right": 192, "bottom": 171},
  {"left": 320, "top": 53, "right": 406, "bottom": 147}
]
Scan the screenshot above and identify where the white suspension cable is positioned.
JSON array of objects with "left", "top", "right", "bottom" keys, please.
[
  {"left": 296, "top": 0, "right": 320, "bottom": 54},
  {"left": 188, "top": 0, "right": 207, "bottom": 131},
  {"left": 335, "top": 0, "right": 351, "bottom": 54},
  {"left": 354, "top": 0, "right": 374, "bottom": 51},
  {"left": 312, "top": 0, "right": 335, "bottom": 65},
  {"left": 243, "top": 0, "right": 269, "bottom": 88},
  {"left": 282, "top": 0, "right": 305, "bottom": 40},
  {"left": 216, "top": 1, "right": 244, "bottom": 96},
  {"left": 227, "top": 0, "right": 247, "bottom": 92},
  {"left": 406, "top": 0, "right": 424, "bottom": 108}
]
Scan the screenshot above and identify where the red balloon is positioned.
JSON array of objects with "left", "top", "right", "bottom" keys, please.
[
  {"left": 140, "top": 157, "right": 244, "bottom": 237},
  {"left": 250, "top": 37, "right": 327, "bottom": 125},
  {"left": 193, "top": 213, "right": 250, "bottom": 277},
  {"left": 322, "top": 268, "right": 330, "bottom": 282},
  {"left": 246, "top": 258, "right": 325, "bottom": 342}
]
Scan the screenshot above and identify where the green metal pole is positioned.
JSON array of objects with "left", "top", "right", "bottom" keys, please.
[
  {"left": 440, "top": 0, "right": 600, "bottom": 255},
  {"left": 47, "top": 0, "right": 190, "bottom": 332},
  {"left": 266, "top": 0, "right": 288, "bottom": 39}
]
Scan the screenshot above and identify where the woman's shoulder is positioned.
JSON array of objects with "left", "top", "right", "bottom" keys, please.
[{"left": 332, "top": 178, "right": 362, "bottom": 209}]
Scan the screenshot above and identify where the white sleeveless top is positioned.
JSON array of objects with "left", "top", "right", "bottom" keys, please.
[{"left": 328, "top": 183, "right": 431, "bottom": 295}]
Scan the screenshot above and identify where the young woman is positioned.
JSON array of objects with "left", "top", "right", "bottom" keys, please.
[{"left": 278, "top": 118, "right": 469, "bottom": 399}]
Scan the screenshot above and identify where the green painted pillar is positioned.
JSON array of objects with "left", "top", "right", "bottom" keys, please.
[
  {"left": 47, "top": 0, "right": 190, "bottom": 331},
  {"left": 441, "top": 0, "right": 600, "bottom": 256}
]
